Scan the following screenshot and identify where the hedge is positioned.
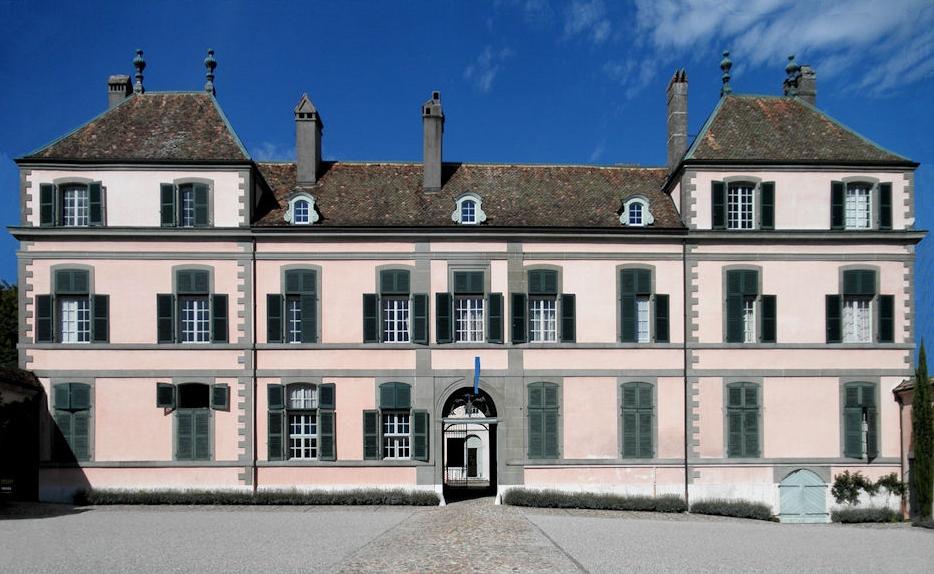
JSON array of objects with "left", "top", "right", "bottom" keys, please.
[
  {"left": 690, "top": 499, "right": 773, "bottom": 521},
  {"left": 74, "top": 488, "right": 439, "bottom": 506},
  {"left": 831, "top": 507, "right": 903, "bottom": 523},
  {"left": 501, "top": 488, "right": 686, "bottom": 513}
]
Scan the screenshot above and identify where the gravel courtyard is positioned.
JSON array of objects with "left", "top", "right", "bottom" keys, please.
[{"left": 2, "top": 499, "right": 931, "bottom": 573}]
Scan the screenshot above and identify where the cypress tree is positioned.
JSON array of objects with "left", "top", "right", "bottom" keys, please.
[{"left": 911, "top": 343, "right": 932, "bottom": 520}]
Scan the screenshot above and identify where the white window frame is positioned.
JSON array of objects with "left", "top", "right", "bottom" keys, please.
[
  {"left": 179, "top": 296, "right": 210, "bottom": 343},
  {"left": 59, "top": 297, "right": 91, "bottom": 343},
  {"left": 62, "top": 185, "right": 90, "bottom": 227},
  {"left": 842, "top": 296, "right": 873, "bottom": 343},
  {"left": 179, "top": 185, "right": 196, "bottom": 228},
  {"left": 727, "top": 183, "right": 755, "bottom": 230},
  {"left": 742, "top": 296, "right": 757, "bottom": 344},
  {"left": 286, "top": 296, "right": 302, "bottom": 344},
  {"left": 452, "top": 193, "right": 487, "bottom": 225},
  {"left": 284, "top": 193, "right": 320, "bottom": 225},
  {"left": 845, "top": 183, "right": 872, "bottom": 230},
  {"left": 382, "top": 411, "right": 411, "bottom": 460},
  {"left": 529, "top": 297, "right": 558, "bottom": 342},
  {"left": 287, "top": 384, "right": 318, "bottom": 460},
  {"left": 455, "top": 296, "right": 485, "bottom": 342},
  {"left": 382, "top": 297, "right": 410, "bottom": 343},
  {"left": 636, "top": 295, "right": 651, "bottom": 343},
  {"left": 620, "top": 197, "right": 654, "bottom": 227}
]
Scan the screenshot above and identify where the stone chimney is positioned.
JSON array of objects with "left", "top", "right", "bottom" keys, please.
[
  {"left": 422, "top": 91, "right": 444, "bottom": 191},
  {"left": 107, "top": 75, "right": 131, "bottom": 109},
  {"left": 783, "top": 55, "right": 816, "bottom": 106},
  {"left": 295, "top": 93, "right": 323, "bottom": 185},
  {"left": 666, "top": 69, "right": 688, "bottom": 170}
]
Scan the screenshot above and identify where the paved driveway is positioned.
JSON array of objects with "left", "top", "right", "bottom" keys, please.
[{"left": 2, "top": 500, "right": 931, "bottom": 573}]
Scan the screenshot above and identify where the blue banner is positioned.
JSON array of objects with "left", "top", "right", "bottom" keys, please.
[{"left": 473, "top": 356, "right": 480, "bottom": 395}]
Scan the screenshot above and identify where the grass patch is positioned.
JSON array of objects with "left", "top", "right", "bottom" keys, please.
[
  {"left": 74, "top": 488, "right": 439, "bottom": 506},
  {"left": 831, "top": 507, "right": 903, "bottom": 523},
  {"left": 502, "top": 488, "right": 686, "bottom": 513},
  {"left": 690, "top": 499, "right": 774, "bottom": 521}
]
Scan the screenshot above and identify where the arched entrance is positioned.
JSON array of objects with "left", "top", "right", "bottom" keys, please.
[
  {"left": 778, "top": 469, "right": 829, "bottom": 523},
  {"left": 441, "top": 388, "right": 497, "bottom": 498}
]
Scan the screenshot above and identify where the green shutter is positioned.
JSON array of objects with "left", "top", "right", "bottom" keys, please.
[
  {"left": 413, "top": 410, "right": 429, "bottom": 461},
  {"left": 363, "top": 410, "right": 380, "bottom": 460},
  {"left": 300, "top": 293, "right": 316, "bottom": 343},
  {"left": 211, "top": 384, "right": 229, "bottom": 411},
  {"left": 160, "top": 183, "right": 176, "bottom": 227},
  {"left": 528, "top": 382, "right": 544, "bottom": 409},
  {"left": 88, "top": 182, "right": 103, "bottom": 226},
  {"left": 193, "top": 410, "right": 210, "bottom": 460},
  {"left": 319, "top": 410, "right": 336, "bottom": 461},
  {"left": 40, "top": 183, "right": 55, "bottom": 226},
  {"left": 843, "top": 270, "right": 875, "bottom": 296},
  {"left": 620, "top": 292, "right": 636, "bottom": 342},
  {"left": 831, "top": 181, "right": 845, "bottom": 230},
  {"left": 543, "top": 410, "right": 559, "bottom": 458},
  {"left": 53, "top": 383, "right": 71, "bottom": 409},
  {"left": 760, "top": 181, "right": 774, "bottom": 230},
  {"left": 454, "top": 271, "right": 483, "bottom": 294},
  {"left": 70, "top": 383, "right": 91, "bottom": 410},
  {"left": 193, "top": 183, "right": 209, "bottom": 226},
  {"left": 285, "top": 270, "right": 301, "bottom": 293},
  {"left": 435, "top": 292, "right": 452, "bottom": 344},
  {"left": 362, "top": 294, "right": 379, "bottom": 343},
  {"left": 487, "top": 293, "right": 503, "bottom": 343},
  {"left": 267, "top": 294, "right": 283, "bottom": 343},
  {"left": 743, "top": 410, "right": 760, "bottom": 457},
  {"left": 267, "top": 384, "right": 284, "bottom": 411},
  {"left": 878, "top": 295, "right": 894, "bottom": 343},
  {"left": 267, "top": 411, "right": 284, "bottom": 461},
  {"left": 56, "top": 269, "right": 89, "bottom": 294},
  {"left": 866, "top": 407, "right": 878, "bottom": 459},
  {"left": 380, "top": 383, "right": 395, "bottom": 409},
  {"left": 760, "top": 295, "right": 776, "bottom": 343},
  {"left": 712, "top": 181, "right": 726, "bottom": 229},
  {"left": 156, "top": 383, "right": 176, "bottom": 409},
  {"left": 319, "top": 383, "right": 335, "bottom": 410},
  {"left": 36, "top": 294, "right": 53, "bottom": 343},
  {"left": 71, "top": 410, "right": 91, "bottom": 461},
  {"left": 92, "top": 295, "right": 109, "bottom": 343},
  {"left": 528, "top": 270, "right": 557, "bottom": 295},
  {"left": 511, "top": 293, "right": 527, "bottom": 344},
  {"left": 412, "top": 293, "right": 428, "bottom": 345},
  {"left": 843, "top": 407, "right": 863, "bottom": 458},
  {"left": 53, "top": 410, "right": 72, "bottom": 460},
  {"left": 826, "top": 295, "right": 842, "bottom": 343},
  {"left": 726, "top": 294, "right": 744, "bottom": 343},
  {"left": 654, "top": 294, "right": 669, "bottom": 343},
  {"left": 177, "top": 270, "right": 209, "bottom": 294},
  {"left": 380, "top": 269, "right": 410, "bottom": 295},
  {"left": 638, "top": 412, "right": 653, "bottom": 458},
  {"left": 176, "top": 411, "right": 193, "bottom": 460},
  {"left": 727, "top": 411, "right": 743, "bottom": 457},
  {"left": 622, "top": 411, "right": 638, "bottom": 458},
  {"left": 396, "top": 383, "right": 411, "bottom": 410},
  {"left": 528, "top": 408, "right": 543, "bottom": 458},
  {"left": 543, "top": 382, "right": 558, "bottom": 409},
  {"left": 211, "top": 294, "right": 228, "bottom": 343},
  {"left": 560, "top": 294, "right": 575, "bottom": 343},
  {"left": 879, "top": 183, "right": 892, "bottom": 230}
]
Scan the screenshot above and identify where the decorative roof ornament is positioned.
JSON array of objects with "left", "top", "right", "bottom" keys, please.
[
  {"left": 720, "top": 50, "right": 732, "bottom": 97},
  {"left": 133, "top": 49, "right": 146, "bottom": 94},
  {"left": 783, "top": 54, "right": 802, "bottom": 97},
  {"left": 204, "top": 49, "right": 217, "bottom": 96}
]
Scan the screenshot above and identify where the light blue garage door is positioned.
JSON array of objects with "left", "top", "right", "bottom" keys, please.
[{"left": 779, "top": 469, "right": 828, "bottom": 523}]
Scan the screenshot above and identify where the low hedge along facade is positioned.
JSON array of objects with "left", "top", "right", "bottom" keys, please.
[
  {"left": 502, "top": 488, "right": 687, "bottom": 512},
  {"left": 689, "top": 499, "right": 774, "bottom": 521},
  {"left": 831, "top": 507, "right": 903, "bottom": 523},
  {"left": 75, "top": 488, "right": 440, "bottom": 506}
]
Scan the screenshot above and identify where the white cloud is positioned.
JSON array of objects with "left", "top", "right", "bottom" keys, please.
[
  {"left": 564, "top": 0, "right": 612, "bottom": 45},
  {"left": 464, "top": 46, "right": 515, "bottom": 94},
  {"left": 251, "top": 142, "right": 295, "bottom": 161},
  {"left": 587, "top": 139, "right": 606, "bottom": 163}
]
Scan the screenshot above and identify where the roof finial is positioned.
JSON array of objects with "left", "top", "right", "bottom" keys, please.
[
  {"left": 720, "top": 50, "right": 732, "bottom": 97},
  {"left": 133, "top": 49, "right": 146, "bottom": 94},
  {"left": 204, "top": 49, "right": 217, "bottom": 96},
  {"left": 783, "top": 54, "right": 801, "bottom": 96}
]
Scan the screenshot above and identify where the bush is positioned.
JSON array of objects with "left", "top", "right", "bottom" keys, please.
[
  {"left": 831, "top": 507, "right": 902, "bottom": 523},
  {"left": 74, "top": 488, "right": 439, "bottom": 506},
  {"left": 690, "top": 499, "right": 773, "bottom": 521},
  {"left": 501, "top": 488, "right": 686, "bottom": 513}
]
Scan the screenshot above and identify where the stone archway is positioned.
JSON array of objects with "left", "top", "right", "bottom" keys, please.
[{"left": 441, "top": 388, "right": 497, "bottom": 495}]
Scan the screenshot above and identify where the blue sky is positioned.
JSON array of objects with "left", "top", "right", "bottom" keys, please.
[{"left": 0, "top": 0, "right": 931, "bottom": 351}]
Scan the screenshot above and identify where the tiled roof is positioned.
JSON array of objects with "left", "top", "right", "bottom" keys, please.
[
  {"left": 685, "top": 95, "right": 912, "bottom": 164},
  {"left": 21, "top": 92, "right": 249, "bottom": 162},
  {"left": 255, "top": 162, "right": 683, "bottom": 229}
]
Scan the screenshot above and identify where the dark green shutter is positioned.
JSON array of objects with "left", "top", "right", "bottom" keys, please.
[
  {"left": 528, "top": 383, "right": 559, "bottom": 459},
  {"left": 396, "top": 383, "right": 411, "bottom": 410},
  {"left": 36, "top": 294, "right": 53, "bottom": 343},
  {"left": 56, "top": 269, "right": 89, "bottom": 294},
  {"left": 654, "top": 294, "right": 669, "bottom": 343},
  {"left": 40, "top": 183, "right": 55, "bottom": 226},
  {"left": 843, "top": 406, "right": 863, "bottom": 458},
  {"left": 866, "top": 403, "right": 879, "bottom": 459},
  {"left": 412, "top": 293, "right": 428, "bottom": 344},
  {"left": 560, "top": 294, "right": 575, "bottom": 343},
  {"left": 544, "top": 383, "right": 558, "bottom": 408},
  {"left": 211, "top": 294, "right": 228, "bottom": 343},
  {"left": 843, "top": 270, "right": 875, "bottom": 296},
  {"left": 285, "top": 270, "right": 301, "bottom": 293},
  {"left": 413, "top": 410, "right": 429, "bottom": 461},
  {"left": 760, "top": 295, "right": 776, "bottom": 343},
  {"left": 71, "top": 410, "right": 90, "bottom": 461},
  {"left": 92, "top": 294, "right": 109, "bottom": 343},
  {"left": 638, "top": 412, "right": 653, "bottom": 458},
  {"left": 879, "top": 183, "right": 892, "bottom": 230},
  {"left": 177, "top": 270, "right": 209, "bottom": 294},
  {"left": 543, "top": 410, "right": 558, "bottom": 458},
  {"left": 878, "top": 294, "right": 894, "bottom": 343},
  {"left": 363, "top": 294, "right": 379, "bottom": 343},
  {"left": 53, "top": 383, "right": 71, "bottom": 409},
  {"left": 725, "top": 295, "right": 744, "bottom": 343},
  {"left": 70, "top": 383, "right": 91, "bottom": 410},
  {"left": 193, "top": 183, "right": 209, "bottom": 226},
  {"left": 267, "top": 384, "right": 285, "bottom": 410},
  {"left": 380, "top": 269, "right": 410, "bottom": 295},
  {"left": 620, "top": 292, "right": 636, "bottom": 343},
  {"left": 88, "top": 182, "right": 103, "bottom": 226},
  {"left": 193, "top": 411, "right": 211, "bottom": 460},
  {"left": 744, "top": 410, "right": 760, "bottom": 457},
  {"left": 267, "top": 383, "right": 285, "bottom": 461},
  {"left": 528, "top": 270, "right": 557, "bottom": 295},
  {"left": 528, "top": 382, "right": 543, "bottom": 409},
  {"left": 380, "top": 383, "right": 395, "bottom": 409},
  {"left": 211, "top": 384, "right": 229, "bottom": 411},
  {"left": 319, "top": 383, "right": 335, "bottom": 410},
  {"left": 53, "top": 410, "right": 72, "bottom": 460},
  {"left": 300, "top": 294, "right": 316, "bottom": 343},
  {"left": 511, "top": 293, "right": 527, "bottom": 344},
  {"left": 620, "top": 269, "right": 649, "bottom": 343},
  {"left": 487, "top": 293, "right": 503, "bottom": 343},
  {"left": 319, "top": 410, "right": 336, "bottom": 461},
  {"left": 176, "top": 411, "right": 193, "bottom": 460},
  {"left": 454, "top": 271, "right": 483, "bottom": 294},
  {"left": 528, "top": 409, "right": 543, "bottom": 458},
  {"left": 160, "top": 183, "right": 176, "bottom": 227},
  {"left": 831, "top": 181, "right": 844, "bottom": 230},
  {"left": 267, "top": 294, "right": 283, "bottom": 343},
  {"left": 435, "top": 293, "right": 452, "bottom": 344},
  {"left": 825, "top": 295, "right": 842, "bottom": 343},
  {"left": 622, "top": 411, "right": 638, "bottom": 458},
  {"left": 363, "top": 410, "right": 380, "bottom": 460},
  {"left": 760, "top": 181, "right": 774, "bottom": 230},
  {"left": 712, "top": 181, "right": 726, "bottom": 229},
  {"left": 727, "top": 411, "right": 743, "bottom": 457},
  {"left": 157, "top": 383, "right": 176, "bottom": 409}
]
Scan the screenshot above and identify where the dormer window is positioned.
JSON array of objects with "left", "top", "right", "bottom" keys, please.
[
  {"left": 285, "top": 193, "right": 319, "bottom": 225},
  {"left": 452, "top": 193, "right": 486, "bottom": 225},
  {"left": 620, "top": 197, "right": 654, "bottom": 227}
]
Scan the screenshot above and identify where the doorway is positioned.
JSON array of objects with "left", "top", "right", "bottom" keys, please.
[{"left": 441, "top": 388, "right": 497, "bottom": 500}]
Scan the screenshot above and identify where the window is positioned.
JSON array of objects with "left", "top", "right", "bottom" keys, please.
[
  {"left": 724, "top": 269, "right": 776, "bottom": 344},
  {"left": 831, "top": 181, "right": 893, "bottom": 231},
  {"left": 845, "top": 183, "right": 871, "bottom": 229},
  {"left": 383, "top": 298, "right": 410, "bottom": 343},
  {"left": 157, "top": 269, "right": 227, "bottom": 344},
  {"left": 52, "top": 383, "right": 91, "bottom": 461},
  {"left": 621, "top": 382, "right": 653, "bottom": 458},
  {"left": 620, "top": 197, "right": 654, "bottom": 227},
  {"left": 455, "top": 297, "right": 484, "bottom": 342},
  {"left": 511, "top": 269, "right": 575, "bottom": 344},
  {"left": 711, "top": 180, "right": 774, "bottom": 230},
  {"left": 266, "top": 383, "right": 334, "bottom": 461},
  {"left": 826, "top": 269, "right": 894, "bottom": 344},
  {"left": 38, "top": 182, "right": 104, "bottom": 227},
  {"left": 529, "top": 298, "right": 557, "bottom": 342},
  {"left": 726, "top": 382, "right": 760, "bottom": 458},
  {"left": 452, "top": 193, "right": 486, "bottom": 225},
  {"left": 527, "top": 382, "right": 559, "bottom": 459},
  {"left": 461, "top": 200, "right": 477, "bottom": 224},
  {"left": 629, "top": 202, "right": 643, "bottom": 225},
  {"left": 174, "top": 383, "right": 212, "bottom": 461},
  {"left": 363, "top": 269, "right": 429, "bottom": 344},
  {"left": 288, "top": 385, "right": 318, "bottom": 460},
  {"left": 293, "top": 200, "right": 310, "bottom": 224},
  {"left": 437, "top": 270, "right": 502, "bottom": 344},
  {"left": 285, "top": 193, "right": 319, "bottom": 225},
  {"left": 727, "top": 183, "right": 754, "bottom": 230},
  {"left": 36, "top": 268, "right": 108, "bottom": 344},
  {"left": 619, "top": 268, "right": 670, "bottom": 344},
  {"left": 842, "top": 382, "right": 878, "bottom": 459},
  {"left": 268, "top": 269, "right": 318, "bottom": 344},
  {"left": 363, "top": 382, "right": 429, "bottom": 461},
  {"left": 160, "top": 181, "right": 210, "bottom": 227}
]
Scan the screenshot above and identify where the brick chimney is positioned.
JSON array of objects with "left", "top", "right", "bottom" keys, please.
[
  {"left": 107, "top": 75, "right": 131, "bottom": 109},
  {"left": 295, "top": 93, "right": 323, "bottom": 185},
  {"left": 666, "top": 69, "right": 688, "bottom": 170},
  {"left": 422, "top": 91, "right": 444, "bottom": 191}
]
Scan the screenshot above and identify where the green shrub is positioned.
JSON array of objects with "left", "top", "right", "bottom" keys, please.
[
  {"left": 501, "top": 488, "right": 686, "bottom": 513},
  {"left": 74, "top": 488, "right": 439, "bottom": 506},
  {"left": 690, "top": 499, "right": 773, "bottom": 521},
  {"left": 831, "top": 507, "right": 902, "bottom": 523},
  {"left": 912, "top": 518, "right": 934, "bottom": 529}
]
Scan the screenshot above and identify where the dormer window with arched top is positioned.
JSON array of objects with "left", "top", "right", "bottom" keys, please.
[
  {"left": 284, "top": 193, "right": 320, "bottom": 225},
  {"left": 620, "top": 197, "right": 654, "bottom": 227},
  {"left": 452, "top": 193, "right": 487, "bottom": 225}
]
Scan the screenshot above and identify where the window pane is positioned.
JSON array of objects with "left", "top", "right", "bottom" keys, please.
[
  {"left": 60, "top": 297, "right": 90, "bottom": 343},
  {"left": 636, "top": 296, "right": 650, "bottom": 343},
  {"left": 288, "top": 412, "right": 318, "bottom": 459},
  {"left": 382, "top": 298, "right": 410, "bottom": 343},
  {"left": 461, "top": 200, "right": 476, "bottom": 224},
  {"left": 62, "top": 186, "right": 89, "bottom": 227},
  {"left": 288, "top": 385, "right": 317, "bottom": 409},
  {"left": 843, "top": 297, "right": 872, "bottom": 343},
  {"left": 629, "top": 202, "right": 643, "bottom": 225},
  {"left": 180, "top": 186, "right": 195, "bottom": 228},
  {"left": 382, "top": 411, "right": 411, "bottom": 459},
  {"left": 180, "top": 297, "right": 210, "bottom": 343},
  {"left": 455, "top": 296, "right": 485, "bottom": 342},
  {"left": 529, "top": 298, "right": 557, "bottom": 342},
  {"left": 287, "top": 297, "right": 302, "bottom": 343},
  {"left": 743, "top": 296, "right": 756, "bottom": 343},
  {"left": 294, "top": 200, "right": 309, "bottom": 224},
  {"left": 845, "top": 185, "right": 871, "bottom": 229},
  {"left": 727, "top": 185, "right": 754, "bottom": 230}
]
